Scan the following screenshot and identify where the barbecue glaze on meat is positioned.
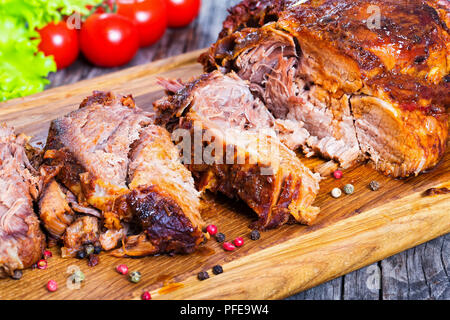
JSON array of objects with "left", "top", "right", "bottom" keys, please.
[
  {"left": 0, "top": 126, "right": 45, "bottom": 278},
  {"left": 41, "top": 91, "right": 205, "bottom": 257},
  {"left": 200, "top": 0, "right": 449, "bottom": 177},
  {"left": 155, "top": 71, "right": 321, "bottom": 229}
]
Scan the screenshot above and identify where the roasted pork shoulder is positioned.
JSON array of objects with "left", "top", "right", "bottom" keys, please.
[
  {"left": 41, "top": 91, "right": 205, "bottom": 257},
  {"left": 0, "top": 125, "right": 45, "bottom": 278},
  {"left": 200, "top": 0, "right": 449, "bottom": 177},
  {"left": 155, "top": 71, "right": 321, "bottom": 229}
]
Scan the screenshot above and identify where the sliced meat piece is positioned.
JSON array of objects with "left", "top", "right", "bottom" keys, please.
[
  {"left": 155, "top": 71, "right": 320, "bottom": 229},
  {"left": 42, "top": 91, "right": 205, "bottom": 256},
  {"left": 200, "top": 0, "right": 449, "bottom": 177},
  {"left": 61, "top": 216, "right": 100, "bottom": 258},
  {"left": 0, "top": 125, "right": 45, "bottom": 278}
]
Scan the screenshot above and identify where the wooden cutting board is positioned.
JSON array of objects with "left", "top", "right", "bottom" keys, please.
[{"left": 0, "top": 49, "right": 448, "bottom": 300}]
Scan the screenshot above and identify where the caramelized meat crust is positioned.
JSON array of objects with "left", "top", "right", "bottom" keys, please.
[{"left": 41, "top": 91, "right": 205, "bottom": 257}]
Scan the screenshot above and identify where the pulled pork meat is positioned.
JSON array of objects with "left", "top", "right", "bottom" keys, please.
[
  {"left": 40, "top": 91, "right": 205, "bottom": 257},
  {"left": 0, "top": 125, "right": 45, "bottom": 278},
  {"left": 154, "top": 71, "right": 321, "bottom": 229},
  {"left": 200, "top": 0, "right": 449, "bottom": 177}
]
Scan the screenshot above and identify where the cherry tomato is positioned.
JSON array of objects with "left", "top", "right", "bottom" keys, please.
[
  {"left": 37, "top": 21, "right": 79, "bottom": 70},
  {"left": 80, "top": 13, "right": 139, "bottom": 67},
  {"left": 117, "top": 0, "right": 167, "bottom": 47},
  {"left": 166, "top": 0, "right": 201, "bottom": 28}
]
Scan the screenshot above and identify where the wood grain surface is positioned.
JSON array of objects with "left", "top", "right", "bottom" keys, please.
[{"left": 0, "top": 0, "right": 449, "bottom": 300}]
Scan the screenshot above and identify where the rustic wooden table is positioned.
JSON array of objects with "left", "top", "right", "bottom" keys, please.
[{"left": 46, "top": 0, "right": 449, "bottom": 300}]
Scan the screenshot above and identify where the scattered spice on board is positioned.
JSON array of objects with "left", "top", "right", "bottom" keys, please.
[
  {"left": 11, "top": 270, "right": 22, "bottom": 280},
  {"left": 116, "top": 264, "right": 129, "bottom": 275},
  {"left": 37, "top": 259, "right": 47, "bottom": 270},
  {"left": 206, "top": 224, "right": 218, "bottom": 236},
  {"left": 333, "top": 170, "right": 343, "bottom": 179},
  {"left": 250, "top": 230, "right": 260, "bottom": 241},
  {"left": 87, "top": 254, "right": 99, "bottom": 267},
  {"left": 223, "top": 242, "right": 236, "bottom": 251},
  {"left": 93, "top": 246, "right": 102, "bottom": 254},
  {"left": 215, "top": 232, "right": 226, "bottom": 243},
  {"left": 233, "top": 237, "right": 244, "bottom": 247},
  {"left": 197, "top": 271, "right": 209, "bottom": 281},
  {"left": 212, "top": 265, "right": 223, "bottom": 275},
  {"left": 423, "top": 187, "right": 450, "bottom": 196},
  {"left": 71, "top": 270, "right": 85, "bottom": 284},
  {"left": 43, "top": 250, "right": 52, "bottom": 259},
  {"left": 369, "top": 180, "right": 380, "bottom": 191},
  {"left": 85, "top": 244, "right": 95, "bottom": 256},
  {"left": 343, "top": 184, "right": 354, "bottom": 195}
]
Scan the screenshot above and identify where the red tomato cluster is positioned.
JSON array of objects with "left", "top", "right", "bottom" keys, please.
[{"left": 37, "top": 0, "right": 201, "bottom": 69}]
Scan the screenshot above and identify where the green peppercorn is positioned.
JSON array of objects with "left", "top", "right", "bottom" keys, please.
[
  {"left": 129, "top": 271, "right": 141, "bottom": 283},
  {"left": 215, "top": 233, "right": 226, "bottom": 243},
  {"left": 343, "top": 184, "right": 354, "bottom": 195},
  {"left": 71, "top": 270, "right": 85, "bottom": 284}
]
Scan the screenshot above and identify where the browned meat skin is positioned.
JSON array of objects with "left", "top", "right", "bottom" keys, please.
[
  {"left": 42, "top": 92, "right": 205, "bottom": 256},
  {"left": 154, "top": 71, "right": 320, "bottom": 229},
  {"left": 200, "top": 0, "right": 449, "bottom": 177},
  {"left": 0, "top": 125, "right": 45, "bottom": 278}
]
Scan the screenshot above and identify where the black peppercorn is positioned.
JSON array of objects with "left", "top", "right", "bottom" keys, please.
[
  {"left": 76, "top": 250, "right": 86, "bottom": 259},
  {"left": 250, "top": 230, "right": 260, "bottom": 241},
  {"left": 215, "top": 232, "right": 225, "bottom": 243},
  {"left": 197, "top": 271, "right": 209, "bottom": 281},
  {"left": 212, "top": 265, "right": 223, "bottom": 275}
]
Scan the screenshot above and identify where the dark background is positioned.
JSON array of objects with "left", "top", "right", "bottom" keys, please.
[{"left": 46, "top": 0, "right": 449, "bottom": 300}]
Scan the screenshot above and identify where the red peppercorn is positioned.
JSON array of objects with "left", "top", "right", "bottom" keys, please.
[
  {"left": 43, "top": 250, "right": 52, "bottom": 259},
  {"left": 46, "top": 280, "right": 58, "bottom": 292},
  {"left": 233, "top": 237, "right": 244, "bottom": 247},
  {"left": 37, "top": 259, "right": 48, "bottom": 270},
  {"left": 116, "top": 264, "right": 128, "bottom": 275},
  {"left": 223, "top": 242, "right": 236, "bottom": 251},
  {"left": 206, "top": 224, "right": 218, "bottom": 236},
  {"left": 141, "top": 291, "right": 152, "bottom": 300},
  {"left": 333, "top": 170, "right": 343, "bottom": 179}
]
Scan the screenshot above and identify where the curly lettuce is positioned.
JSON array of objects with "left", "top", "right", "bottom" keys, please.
[{"left": 0, "top": 0, "right": 101, "bottom": 102}]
